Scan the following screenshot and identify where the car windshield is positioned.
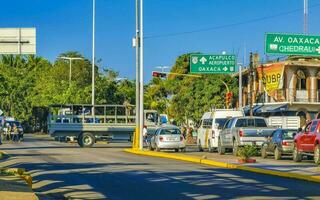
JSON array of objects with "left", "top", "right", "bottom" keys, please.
[
  {"left": 160, "top": 129, "right": 181, "bottom": 135},
  {"left": 215, "top": 118, "right": 229, "bottom": 129},
  {"left": 282, "top": 130, "right": 296, "bottom": 139}
]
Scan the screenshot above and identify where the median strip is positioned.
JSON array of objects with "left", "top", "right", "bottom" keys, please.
[{"left": 124, "top": 148, "right": 320, "bottom": 184}]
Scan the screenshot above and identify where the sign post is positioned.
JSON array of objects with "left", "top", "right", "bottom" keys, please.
[
  {"left": 190, "top": 54, "right": 236, "bottom": 74},
  {"left": 265, "top": 33, "right": 320, "bottom": 56}
]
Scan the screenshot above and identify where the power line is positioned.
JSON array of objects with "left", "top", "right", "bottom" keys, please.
[{"left": 145, "top": 3, "right": 320, "bottom": 39}]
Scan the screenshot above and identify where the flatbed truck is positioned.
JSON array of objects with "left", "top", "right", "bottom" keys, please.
[{"left": 47, "top": 104, "right": 159, "bottom": 147}]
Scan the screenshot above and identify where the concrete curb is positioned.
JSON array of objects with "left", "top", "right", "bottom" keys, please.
[{"left": 124, "top": 148, "right": 320, "bottom": 184}]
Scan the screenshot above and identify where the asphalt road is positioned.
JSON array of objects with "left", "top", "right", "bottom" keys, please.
[{"left": 1, "top": 134, "right": 320, "bottom": 200}]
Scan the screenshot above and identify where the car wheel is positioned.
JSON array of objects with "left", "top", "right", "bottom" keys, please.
[
  {"left": 293, "top": 145, "right": 302, "bottom": 162},
  {"left": 261, "top": 146, "right": 267, "bottom": 159},
  {"left": 218, "top": 138, "right": 225, "bottom": 155},
  {"left": 198, "top": 140, "right": 203, "bottom": 152},
  {"left": 174, "top": 149, "right": 179, "bottom": 152},
  {"left": 79, "top": 132, "right": 95, "bottom": 148},
  {"left": 208, "top": 140, "right": 214, "bottom": 153},
  {"left": 232, "top": 140, "right": 238, "bottom": 156},
  {"left": 274, "top": 147, "right": 282, "bottom": 160},
  {"left": 314, "top": 144, "right": 320, "bottom": 165}
]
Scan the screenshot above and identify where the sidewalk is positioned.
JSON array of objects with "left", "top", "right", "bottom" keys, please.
[
  {"left": 125, "top": 146, "right": 320, "bottom": 183},
  {"left": 0, "top": 174, "right": 38, "bottom": 200}
]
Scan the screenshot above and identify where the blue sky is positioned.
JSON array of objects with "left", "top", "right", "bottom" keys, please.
[{"left": 1, "top": 0, "right": 319, "bottom": 82}]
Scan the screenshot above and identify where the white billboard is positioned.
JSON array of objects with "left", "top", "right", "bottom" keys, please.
[{"left": 0, "top": 28, "right": 36, "bottom": 54}]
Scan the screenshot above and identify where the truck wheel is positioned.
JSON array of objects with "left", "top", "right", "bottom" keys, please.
[
  {"left": 314, "top": 144, "right": 320, "bottom": 165},
  {"left": 293, "top": 145, "right": 302, "bottom": 162},
  {"left": 208, "top": 140, "right": 214, "bottom": 153},
  {"left": 232, "top": 140, "right": 238, "bottom": 156},
  {"left": 261, "top": 146, "right": 267, "bottom": 159},
  {"left": 274, "top": 147, "right": 282, "bottom": 160},
  {"left": 198, "top": 140, "right": 203, "bottom": 152},
  {"left": 218, "top": 138, "right": 225, "bottom": 155},
  {"left": 79, "top": 132, "right": 95, "bottom": 148}
]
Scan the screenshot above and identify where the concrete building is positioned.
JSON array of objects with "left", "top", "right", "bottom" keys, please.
[{"left": 239, "top": 56, "right": 320, "bottom": 127}]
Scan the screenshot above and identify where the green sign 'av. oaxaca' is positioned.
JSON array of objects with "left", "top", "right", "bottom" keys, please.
[
  {"left": 190, "top": 54, "right": 236, "bottom": 74},
  {"left": 265, "top": 33, "right": 320, "bottom": 56}
]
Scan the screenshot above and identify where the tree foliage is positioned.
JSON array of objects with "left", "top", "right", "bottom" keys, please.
[
  {"left": 0, "top": 52, "right": 135, "bottom": 130},
  {"left": 145, "top": 53, "right": 239, "bottom": 126}
]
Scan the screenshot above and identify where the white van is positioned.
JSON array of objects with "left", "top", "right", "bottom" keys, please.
[{"left": 197, "top": 109, "right": 244, "bottom": 152}]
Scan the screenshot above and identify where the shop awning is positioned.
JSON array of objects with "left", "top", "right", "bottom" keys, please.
[
  {"left": 243, "top": 105, "right": 263, "bottom": 115},
  {"left": 256, "top": 104, "right": 288, "bottom": 114}
]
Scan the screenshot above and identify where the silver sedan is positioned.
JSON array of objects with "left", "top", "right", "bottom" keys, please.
[{"left": 149, "top": 125, "right": 186, "bottom": 152}]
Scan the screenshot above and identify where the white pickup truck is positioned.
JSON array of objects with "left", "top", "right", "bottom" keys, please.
[{"left": 218, "top": 117, "right": 276, "bottom": 155}]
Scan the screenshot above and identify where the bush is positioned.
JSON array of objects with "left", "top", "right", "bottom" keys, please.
[
  {"left": 236, "top": 145, "right": 258, "bottom": 160},
  {"left": 0, "top": 152, "right": 3, "bottom": 160}
]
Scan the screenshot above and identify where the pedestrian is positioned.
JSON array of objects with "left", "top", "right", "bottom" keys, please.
[
  {"left": 5, "top": 123, "right": 11, "bottom": 141},
  {"left": 11, "top": 124, "right": 19, "bottom": 142},
  {"left": 143, "top": 125, "right": 148, "bottom": 147}
]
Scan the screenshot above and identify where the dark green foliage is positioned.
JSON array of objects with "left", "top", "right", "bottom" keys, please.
[{"left": 0, "top": 52, "right": 135, "bottom": 130}]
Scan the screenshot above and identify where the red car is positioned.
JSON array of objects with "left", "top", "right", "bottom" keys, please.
[{"left": 293, "top": 119, "right": 320, "bottom": 164}]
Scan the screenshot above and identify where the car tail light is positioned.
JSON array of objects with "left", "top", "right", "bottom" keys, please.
[
  {"left": 180, "top": 136, "right": 184, "bottom": 141},
  {"left": 239, "top": 130, "right": 244, "bottom": 137},
  {"left": 159, "top": 136, "right": 163, "bottom": 142},
  {"left": 282, "top": 141, "right": 289, "bottom": 146},
  {"left": 212, "top": 130, "right": 215, "bottom": 138}
]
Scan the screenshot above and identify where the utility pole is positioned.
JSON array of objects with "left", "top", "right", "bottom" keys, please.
[
  {"left": 249, "top": 53, "right": 254, "bottom": 117},
  {"left": 134, "top": 0, "right": 141, "bottom": 149},
  {"left": 238, "top": 63, "right": 243, "bottom": 108},
  {"left": 139, "top": 0, "right": 144, "bottom": 150},
  {"left": 304, "top": 0, "right": 308, "bottom": 34}
]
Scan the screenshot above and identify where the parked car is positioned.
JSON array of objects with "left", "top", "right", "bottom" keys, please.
[
  {"left": 293, "top": 119, "right": 320, "bottom": 164},
  {"left": 261, "top": 129, "right": 297, "bottom": 160},
  {"left": 197, "top": 109, "right": 244, "bottom": 152},
  {"left": 219, "top": 117, "right": 275, "bottom": 155},
  {"left": 149, "top": 125, "right": 186, "bottom": 152}
]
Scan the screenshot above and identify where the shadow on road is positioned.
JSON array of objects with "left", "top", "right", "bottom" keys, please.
[{"left": 3, "top": 160, "right": 320, "bottom": 200}]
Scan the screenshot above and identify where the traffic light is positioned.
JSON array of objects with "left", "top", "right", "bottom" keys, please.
[
  {"left": 152, "top": 71, "right": 167, "bottom": 78},
  {"left": 226, "top": 92, "right": 233, "bottom": 108}
]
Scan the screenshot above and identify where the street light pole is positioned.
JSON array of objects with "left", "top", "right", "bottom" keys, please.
[
  {"left": 92, "top": 0, "right": 96, "bottom": 116},
  {"left": 59, "top": 57, "right": 83, "bottom": 86},
  {"left": 134, "top": 0, "right": 140, "bottom": 149}
]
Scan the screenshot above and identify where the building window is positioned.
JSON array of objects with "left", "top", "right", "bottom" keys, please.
[{"left": 296, "top": 69, "right": 306, "bottom": 90}]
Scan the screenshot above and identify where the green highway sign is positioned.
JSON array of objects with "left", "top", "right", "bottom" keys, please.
[
  {"left": 265, "top": 33, "right": 320, "bottom": 56},
  {"left": 190, "top": 54, "right": 236, "bottom": 74}
]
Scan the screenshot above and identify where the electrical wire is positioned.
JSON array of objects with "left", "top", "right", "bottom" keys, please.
[{"left": 145, "top": 3, "right": 320, "bottom": 39}]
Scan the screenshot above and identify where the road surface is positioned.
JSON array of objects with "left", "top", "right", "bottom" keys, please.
[{"left": 1, "top": 134, "right": 320, "bottom": 200}]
